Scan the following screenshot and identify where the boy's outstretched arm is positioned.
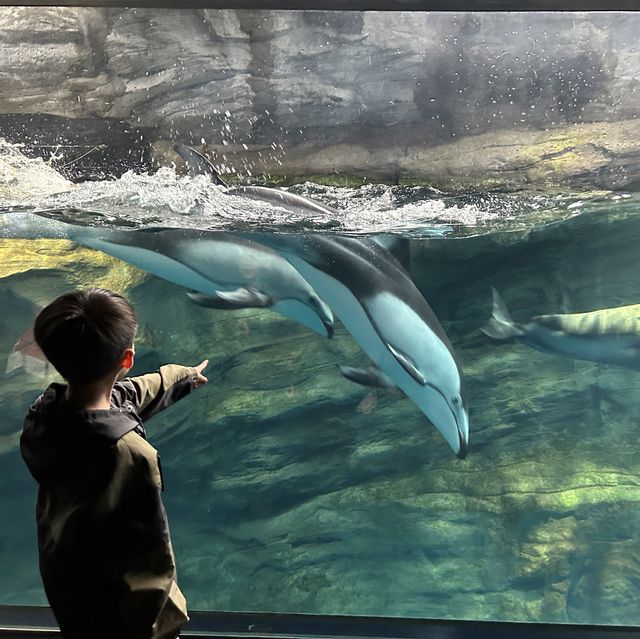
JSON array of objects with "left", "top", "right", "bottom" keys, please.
[{"left": 117, "top": 359, "right": 209, "bottom": 422}]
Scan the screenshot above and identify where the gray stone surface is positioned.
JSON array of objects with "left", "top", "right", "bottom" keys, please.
[{"left": 0, "top": 8, "right": 639, "bottom": 187}]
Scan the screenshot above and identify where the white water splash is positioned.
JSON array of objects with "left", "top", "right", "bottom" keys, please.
[
  {"left": 0, "top": 139, "right": 72, "bottom": 203},
  {"left": 0, "top": 140, "right": 611, "bottom": 236}
]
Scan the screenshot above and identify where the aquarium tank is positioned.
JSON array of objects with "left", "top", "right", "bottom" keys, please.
[{"left": 1, "top": 4, "right": 639, "bottom": 632}]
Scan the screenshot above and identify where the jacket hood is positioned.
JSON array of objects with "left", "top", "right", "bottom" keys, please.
[{"left": 21, "top": 383, "right": 140, "bottom": 484}]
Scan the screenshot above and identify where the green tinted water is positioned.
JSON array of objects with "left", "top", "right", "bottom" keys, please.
[{"left": 1, "top": 190, "right": 639, "bottom": 624}]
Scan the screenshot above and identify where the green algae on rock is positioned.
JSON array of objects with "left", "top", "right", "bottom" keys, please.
[{"left": 2, "top": 196, "right": 640, "bottom": 624}]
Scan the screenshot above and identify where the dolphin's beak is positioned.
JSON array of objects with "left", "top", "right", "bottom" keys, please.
[
  {"left": 423, "top": 391, "right": 469, "bottom": 459},
  {"left": 454, "top": 405, "right": 470, "bottom": 460},
  {"left": 271, "top": 298, "right": 334, "bottom": 338},
  {"left": 323, "top": 318, "right": 334, "bottom": 338},
  {"left": 310, "top": 296, "right": 335, "bottom": 339},
  {"left": 433, "top": 391, "right": 469, "bottom": 459},
  {"left": 456, "top": 429, "right": 468, "bottom": 459}
]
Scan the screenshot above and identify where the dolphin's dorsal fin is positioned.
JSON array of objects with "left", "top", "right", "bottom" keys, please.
[
  {"left": 173, "top": 144, "right": 228, "bottom": 187},
  {"left": 386, "top": 343, "right": 426, "bottom": 385},
  {"left": 187, "top": 288, "right": 272, "bottom": 310}
]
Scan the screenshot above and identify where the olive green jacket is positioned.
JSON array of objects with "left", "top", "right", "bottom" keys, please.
[{"left": 21, "top": 364, "right": 198, "bottom": 639}]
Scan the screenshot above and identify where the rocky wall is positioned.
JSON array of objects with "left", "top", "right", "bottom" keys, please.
[{"left": 0, "top": 8, "right": 639, "bottom": 188}]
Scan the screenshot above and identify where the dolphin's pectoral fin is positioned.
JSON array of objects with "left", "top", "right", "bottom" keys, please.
[
  {"left": 386, "top": 343, "right": 427, "bottom": 385},
  {"left": 216, "top": 288, "right": 272, "bottom": 307},
  {"left": 338, "top": 364, "right": 402, "bottom": 394},
  {"left": 187, "top": 288, "right": 272, "bottom": 310},
  {"left": 481, "top": 288, "right": 525, "bottom": 340}
]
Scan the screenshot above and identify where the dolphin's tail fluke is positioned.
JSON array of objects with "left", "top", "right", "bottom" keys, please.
[{"left": 481, "top": 288, "right": 525, "bottom": 340}]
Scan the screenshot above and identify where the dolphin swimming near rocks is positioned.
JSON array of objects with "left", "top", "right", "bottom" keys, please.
[
  {"left": 482, "top": 288, "right": 640, "bottom": 371},
  {"left": 174, "top": 144, "right": 469, "bottom": 457},
  {"left": 174, "top": 143, "right": 342, "bottom": 219},
  {"left": 248, "top": 233, "right": 470, "bottom": 458},
  {"left": 0, "top": 211, "right": 334, "bottom": 337}
]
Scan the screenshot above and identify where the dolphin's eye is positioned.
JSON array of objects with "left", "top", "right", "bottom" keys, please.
[{"left": 452, "top": 395, "right": 462, "bottom": 406}]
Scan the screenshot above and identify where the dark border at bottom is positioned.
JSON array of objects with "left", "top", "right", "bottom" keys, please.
[{"left": 1, "top": 606, "right": 640, "bottom": 639}]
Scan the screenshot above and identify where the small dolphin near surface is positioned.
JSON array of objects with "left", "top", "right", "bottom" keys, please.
[
  {"left": 248, "top": 233, "right": 470, "bottom": 458},
  {"left": 482, "top": 288, "right": 640, "bottom": 371},
  {"left": 0, "top": 212, "right": 334, "bottom": 337},
  {"left": 174, "top": 143, "right": 340, "bottom": 219}
]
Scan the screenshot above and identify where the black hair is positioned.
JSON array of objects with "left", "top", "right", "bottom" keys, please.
[{"left": 33, "top": 288, "right": 137, "bottom": 384}]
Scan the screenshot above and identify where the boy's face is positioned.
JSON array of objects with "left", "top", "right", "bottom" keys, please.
[{"left": 116, "top": 344, "right": 135, "bottom": 380}]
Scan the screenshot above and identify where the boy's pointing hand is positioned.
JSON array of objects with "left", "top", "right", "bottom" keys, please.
[{"left": 192, "top": 359, "right": 209, "bottom": 388}]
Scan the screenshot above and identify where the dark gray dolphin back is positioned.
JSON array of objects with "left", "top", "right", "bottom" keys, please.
[
  {"left": 95, "top": 227, "right": 284, "bottom": 285},
  {"left": 259, "top": 233, "right": 460, "bottom": 367},
  {"left": 227, "top": 186, "right": 340, "bottom": 218}
]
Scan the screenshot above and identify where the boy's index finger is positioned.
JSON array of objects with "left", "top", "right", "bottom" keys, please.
[{"left": 194, "top": 359, "right": 209, "bottom": 373}]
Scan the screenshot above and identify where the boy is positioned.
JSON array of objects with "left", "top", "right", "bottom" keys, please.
[{"left": 20, "top": 287, "right": 208, "bottom": 639}]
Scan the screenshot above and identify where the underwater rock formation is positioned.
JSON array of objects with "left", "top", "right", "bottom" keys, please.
[
  {"left": 2, "top": 197, "right": 640, "bottom": 623},
  {"left": 0, "top": 8, "right": 639, "bottom": 188}
]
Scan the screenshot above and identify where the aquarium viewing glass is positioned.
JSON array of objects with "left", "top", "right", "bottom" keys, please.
[{"left": 0, "top": 5, "right": 639, "bottom": 630}]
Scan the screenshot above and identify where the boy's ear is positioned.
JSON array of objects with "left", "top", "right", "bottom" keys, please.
[{"left": 121, "top": 347, "right": 135, "bottom": 371}]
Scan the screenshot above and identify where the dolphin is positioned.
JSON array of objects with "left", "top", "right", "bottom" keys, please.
[
  {"left": 174, "top": 145, "right": 469, "bottom": 456},
  {"left": 0, "top": 211, "right": 334, "bottom": 337},
  {"left": 482, "top": 288, "right": 640, "bottom": 371},
  {"left": 175, "top": 144, "right": 413, "bottom": 265},
  {"left": 245, "top": 233, "right": 470, "bottom": 458},
  {"left": 174, "top": 143, "right": 341, "bottom": 219}
]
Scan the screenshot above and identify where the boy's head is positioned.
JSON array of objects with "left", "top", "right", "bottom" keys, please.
[{"left": 34, "top": 288, "right": 137, "bottom": 385}]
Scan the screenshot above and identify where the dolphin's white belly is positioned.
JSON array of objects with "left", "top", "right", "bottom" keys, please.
[
  {"left": 285, "top": 256, "right": 394, "bottom": 367},
  {"left": 79, "top": 237, "right": 224, "bottom": 294},
  {"left": 184, "top": 239, "right": 307, "bottom": 299},
  {"left": 368, "top": 292, "right": 459, "bottom": 391},
  {"left": 284, "top": 254, "right": 465, "bottom": 454},
  {"left": 285, "top": 257, "right": 447, "bottom": 399}
]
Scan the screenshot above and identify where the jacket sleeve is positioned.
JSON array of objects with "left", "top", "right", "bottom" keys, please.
[
  {"left": 118, "top": 364, "right": 198, "bottom": 422},
  {"left": 95, "top": 434, "right": 189, "bottom": 638}
]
